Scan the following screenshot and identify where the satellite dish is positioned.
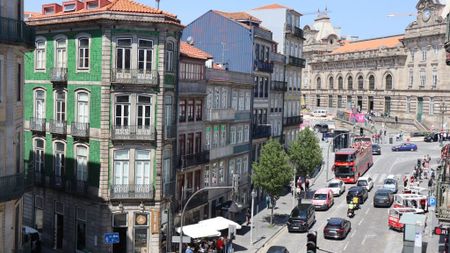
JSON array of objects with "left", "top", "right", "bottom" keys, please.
[{"left": 186, "top": 36, "right": 194, "bottom": 45}]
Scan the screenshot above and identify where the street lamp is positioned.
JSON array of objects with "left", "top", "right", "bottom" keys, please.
[
  {"left": 326, "top": 132, "right": 349, "bottom": 182},
  {"left": 250, "top": 190, "right": 257, "bottom": 245},
  {"left": 441, "top": 101, "right": 447, "bottom": 147}
]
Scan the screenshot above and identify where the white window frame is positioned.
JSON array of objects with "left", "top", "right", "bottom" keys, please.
[
  {"left": 33, "top": 137, "right": 45, "bottom": 173},
  {"left": 432, "top": 69, "right": 438, "bottom": 88},
  {"left": 113, "top": 150, "right": 130, "bottom": 186},
  {"left": 54, "top": 90, "right": 67, "bottom": 122},
  {"left": 75, "top": 90, "right": 90, "bottom": 124},
  {"left": 76, "top": 34, "right": 90, "bottom": 71},
  {"left": 34, "top": 89, "right": 46, "bottom": 120},
  {"left": 54, "top": 35, "right": 68, "bottom": 69},
  {"left": 138, "top": 39, "right": 154, "bottom": 73},
  {"left": 53, "top": 141, "right": 66, "bottom": 179},
  {"left": 75, "top": 144, "right": 89, "bottom": 182},
  {"left": 115, "top": 95, "right": 130, "bottom": 127},
  {"left": 34, "top": 37, "right": 46, "bottom": 71},
  {"left": 420, "top": 69, "right": 426, "bottom": 87},
  {"left": 116, "top": 38, "right": 132, "bottom": 71},
  {"left": 135, "top": 150, "right": 151, "bottom": 185},
  {"left": 166, "top": 41, "right": 175, "bottom": 72}
]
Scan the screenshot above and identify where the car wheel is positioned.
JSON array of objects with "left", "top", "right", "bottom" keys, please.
[{"left": 411, "top": 148, "right": 414, "bottom": 151}]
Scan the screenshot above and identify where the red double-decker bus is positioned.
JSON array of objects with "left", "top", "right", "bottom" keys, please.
[{"left": 333, "top": 141, "right": 373, "bottom": 183}]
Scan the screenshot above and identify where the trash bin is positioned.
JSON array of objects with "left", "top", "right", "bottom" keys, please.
[{"left": 389, "top": 137, "right": 393, "bottom": 144}]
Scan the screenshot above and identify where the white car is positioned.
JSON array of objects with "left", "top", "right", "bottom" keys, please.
[
  {"left": 327, "top": 179, "right": 346, "bottom": 196},
  {"left": 357, "top": 176, "right": 374, "bottom": 192},
  {"left": 312, "top": 109, "right": 327, "bottom": 117}
]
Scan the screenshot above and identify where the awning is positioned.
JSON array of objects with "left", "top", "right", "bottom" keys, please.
[
  {"left": 176, "top": 224, "right": 221, "bottom": 239},
  {"left": 198, "top": 216, "right": 242, "bottom": 230}
]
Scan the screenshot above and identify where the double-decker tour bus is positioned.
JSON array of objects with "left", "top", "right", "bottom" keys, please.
[{"left": 333, "top": 140, "right": 373, "bottom": 183}]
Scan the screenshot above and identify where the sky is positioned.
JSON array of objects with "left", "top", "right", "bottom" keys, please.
[{"left": 25, "top": 0, "right": 436, "bottom": 40}]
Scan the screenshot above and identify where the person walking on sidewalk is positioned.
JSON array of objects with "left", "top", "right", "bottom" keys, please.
[
  {"left": 403, "top": 176, "right": 408, "bottom": 188},
  {"left": 245, "top": 208, "right": 251, "bottom": 226},
  {"left": 305, "top": 178, "right": 310, "bottom": 192}
]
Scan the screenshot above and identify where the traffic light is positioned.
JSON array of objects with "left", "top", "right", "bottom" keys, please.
[
  {"left": 435, "top": 226, "right": 449, "bottom": 235},
  {"left": 306, "top": 231, "right": 317, "bottom": 253},
  {"left": 359, "top": 127, "right": 364, "bottom": 136}
]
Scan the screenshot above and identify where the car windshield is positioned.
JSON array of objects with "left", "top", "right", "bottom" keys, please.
[
  {"left": 314, "top": 194, "right": 328, "bottom": 200},
  {"left": 372, "top": 145, "right": 379, "bottom": 149},
  {"left": 384, "top": 179, "right": 396, "bottom": 185},
  {"left": 357, "top": 181, "right": 367, "bottom": 186},
  {"left": 327, "top": 219, "right": 343, "bottom": 226},
  {"left": 328, "top": 183, "right": 340, "bottom": 188},
  {"left": 290, "top": 207, "right": 308, "bottom": 218},
  {"left": 376, "top": 192, "right": 390, "bottom": 197},
  {"left": 335, "top": 154, "right": 354, "bottom": 162}
]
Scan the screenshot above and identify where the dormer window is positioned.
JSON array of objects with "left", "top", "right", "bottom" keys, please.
[
  {"left": 64, "top": 3, "right": 76, "bottom": 12},
  {"left": 86, "top": 1, "right": 98, "bottom": 9},
  {"left": 44, "top": 7, "right": 55, "bottom": 15}
]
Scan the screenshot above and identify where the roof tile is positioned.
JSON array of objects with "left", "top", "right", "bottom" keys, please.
[
  {"left": 180, "top": 42, "right": 212, "bottom": 60},
  {"left": 331, "top": 35, "right": 403, "bottom": 54},
  {"left": 252, "top": 3, "right": 288, "bottom": 10}
]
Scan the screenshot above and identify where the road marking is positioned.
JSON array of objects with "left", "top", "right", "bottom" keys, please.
[
  {"left": 358, "top": 217, "right": 365, "bottom": 226},
  {"left": 343, "top": 241, "right": 349, "bottom": 251},
  {"left": 371, "top": 174, "right": 379, "bottom": 183},
  {"left": 362, "top": 234, "right": 376, "bottom": 245},
  {"left": 350, "top": 229, "right": 356, "bottom": 238},
  {"left": 365, "top": 208, "right": 370, "bottom": 215}
]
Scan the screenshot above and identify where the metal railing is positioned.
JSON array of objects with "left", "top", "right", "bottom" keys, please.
[
  {"left": 254, "top": 60, "right": 274, "bottom": 73},
  {"left": 51, "top": 68, "right": 68, "bottom": 83},
  {"left": 0, "top": 173, "right": 25, "bottom": 202},
  {"left": 49, "top": 120, "right": 67, "bottom": 135},
  {"left": 283, "top": 115, "right": 303, "bottom": 127},
  {"left": 110, "top": 184, "right": 154, "bottom": 199},
  {"left": 180, "top": 151, "right": 210, "bottom": 168},
  {"left": 111, "top": 69, "right": 158, "bottom": 85},
  {"left": 30, "top": 118, "right": 46, "bottom": 132},
  {"left": 271, "top": 80, "right": 287, "bottom": 91},
  {"left": 0, "top": 16, "right": 34, "bottom": 47},
  {"left": 111, "top": 125, "right": 156, "bottom": 141},
  {"left": 50, "top": 175, "right": 64, "bottom": 189},
  {"left": 33, "top": 171, "right": 45, "bottom": 187},
  {"left": 71, "top": 122, "right": 90, "bottom": 137},
  {"left": 252, "top": 124, "right": 272, "bottom": 139},
  {"left": 288, "top": 56, "right": 306, "bottom": 68},
  {"left": 285, "top": 24, "right": 304, "bottom": 39}
]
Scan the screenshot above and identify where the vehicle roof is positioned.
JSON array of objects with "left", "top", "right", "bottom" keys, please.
[
  {"left": 296, "top": 203, "right": 313, "bottom": 209},
  {"left": 390, "top": 207, "right": 423, "bottom": 213},
  {"left": 348, "top": 186, "right": 363, "bottom": 191},
  {"left": 375, "top": 189, "right": 393, "bottom": 194},
  {"left": 267, "top": 246, "right": 287, "bottom": 253},
  {"left": 395, "top": 194, "right": 426, "bottom": 199},
  {"left": 315, "top": 188, "right": 332, "bottom": 194},
  {"left": 327, "top": 217, "right": 346, "bottom": 225},
  {"left": 358, "top": 176, "right": 370, "bottom": 180},
  {"left": 328, "top": 179, "right": 343, "bottom": 184},
  {"left": 336, "top": 148, "right": 356, "bottom": 154},
  {"left": 386, "top": 175, "right": 396, "bottom": 179}
]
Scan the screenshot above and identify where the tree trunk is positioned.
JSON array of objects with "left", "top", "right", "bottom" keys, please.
[{"left": 270, "top": 205, "right": 274, "bottom": 225}]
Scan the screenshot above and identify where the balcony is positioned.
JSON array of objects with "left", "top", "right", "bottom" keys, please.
[
  {"left": 181, "top": 190, "right": 208, "bottom": 210},
  {"left": 252, "top": 124, "right": 272, "bottom": 139},
  {"left": 180, "top": 151, "right": 210, "bottom": 169},
  {"left": 51, "top": 68, "right": 68, "bottom": 83},
  {"left": 111, "top": 69, "right": 158, "bottom": 85},
  {"left": 165, "top": 125, "right": 177, "bottom": 139},
  {"left": 49, "top": 120, "right": 67, "bottom": 135},
  {"left": 210, "top": 145, "right": 233, "bottom": 160},
  {"left": 283, "top": 115, "right": 303, "bottom": 127},
  {"left": 206, "top": 109, "right": 235, "bottom": 122},
  {"left": 30, "top": 118, "right": 46, "bottom": 132},
  {"left": 288, "top": 56, "right": 306, "bottom": 68},
  {"left": 71, "top": 122, "right": 90, "bottom": 138},
  {"left": 0, "top": 16, "right": 34, "bottom": 47},
  {"left": 179, "top": 81, "right": 206, "bottom": 95},
  {"left": 110, "top": 184, "right": 154, "bottom": 200},
  {"left": 0, "top": 173, "right": 25, "bottom": 202},
  {"left": 233, "top": 143, "right": 251, "bottom": 154},
  {"left": 254, "top": 60, "right": 274, "bottom": 73},
  {"left": 271, "top": 80, "right": 287, "bottom": 92},
  {"left": 206, "top": 68, "right": 253, "bottom": 86},
  {"left": 111, "top": 125, "right": 156, "bottom": 141},
  {"left": 285, "top": 24, "right": 304, "bottom": 39},
  {"left": 235, "top": 111, "right": 251, "bottom": 121}
]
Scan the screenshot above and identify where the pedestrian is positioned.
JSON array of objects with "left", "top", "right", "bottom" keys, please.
[
  {"left": 185, "top": 245, "right": 194, "bottom": 253},
  {"left": 216, "top": 237, "right": 224, "bottom": 253},
  {"left": 246, "top": 208, "right": 251, "bottom": 226},
  {"left": 428, "top": 178, "right": 433, "bottom": 190},
  {"left": 266, "top": 195, "right": 271, "bottom": 208},
  {"left": 410, "top": 175, "right": 415, "bottom": 184},
  {"left": 305, "top": 178, "right": 310, "bottom": 192},
  {"left": 403, "top": 176, "right": 408, "bottom": 188}
]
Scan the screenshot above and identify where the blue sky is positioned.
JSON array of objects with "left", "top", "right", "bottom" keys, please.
[{"left": 25, "top": 0, "right": 424, "bottom": 39}]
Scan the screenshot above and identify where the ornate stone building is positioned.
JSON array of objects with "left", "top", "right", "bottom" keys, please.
[{"left": 303, "top": 0, "right": 450, "bottom": 129}]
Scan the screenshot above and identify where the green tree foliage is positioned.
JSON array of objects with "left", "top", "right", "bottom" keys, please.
[
  {"left": 252, "top": 139, "right": 293, "bottom": 224},
  {"left": 289, "top": 128, "right": 323, "bottom": 177}
]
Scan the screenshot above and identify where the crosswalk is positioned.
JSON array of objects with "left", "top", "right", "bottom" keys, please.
[{"left": 364, "top": 173, "right": 408, "bottom": 185}]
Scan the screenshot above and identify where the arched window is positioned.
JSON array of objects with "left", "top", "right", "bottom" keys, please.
[
  {"left": 386, "top": 74, "right": 393, "bottom": 90},
  {"left": 75, "top": 145, "right": 88, "bottom": 182},
  {"left": 34, "top": 89, "right": 46, "bottom": 120},
  {"left": 358, "top": 76, "right": 364, "bottom": 90},
  {"left": 55, "top": 37, "right": 67, "bottom": 68},
  {"left": 35, "top": 38, "right": 46, "bottom": 70},
  {"left": 33, "top": 138, "right": 45, "bottom": 173},
  {"left": 347, "top": 76, "right": 353, "bottom": 90},
  {"left": 329, "top": 77, "right": 334, "bottom": 90},
  {"left": 338, "top": 76, "right": 343, "bottom": 90},
  {"left": 54, "top": 141, "right": 65, "bottom": 186},
  {"left": 166, "top": 41, "right": 174, "bottom": 72},
  {"left": 76, "top": 91, "right": 89, "bottom": 123},
  {"left": 77, "top": 37, "right": 89, "bottom": 69},
  {"left": 369, "top": 75, "right": 375, "bottom": 90},
  {"left": 54, "top": 90, "right": 66, "bottom": 123},
  {"left": 316, "top": 77, "right": 321, "bottom": 90}
]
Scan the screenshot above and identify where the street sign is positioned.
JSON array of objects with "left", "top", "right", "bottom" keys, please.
[
  {"left": 428, "top": 196, "right": 436, "bottom": 207},
  {"left": 171, "top": 236, "right": 191, "bottom": 243},
  {"left": 104, "top": 232, "right": 120, "bottom": 244}
]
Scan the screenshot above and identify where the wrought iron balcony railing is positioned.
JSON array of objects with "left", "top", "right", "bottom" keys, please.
[
  {"left": 283, "top": 115, "right": 303, "bottom": 127},
  {"left": 71, "top": 122, "right": 90, "bottom": 137},
  {"left": 254, "top": 60, "right": 274, "bottom": 73},
  {"left": 49, "top": 120, "right": 67, "bottom": 135},
  {"left": 179, "top": 151, "right": 210, "bottom": 169},
  {"left": 0, "top": 16, "right": 34, "bottom": 47},
  {"left": 0, "top": 173, "right": 25, "bottom": 202},
  {"left": 51, "top": 68, "right": 68, "bottom": 83},
  {"left": 111, "top": 125, "right": 156, "bottom": 141},
  {"left": 285, "top": 24, "right": 304, "bottom": 39},
  {"left": 252, "top": 124, "right": 272, "bottom": 139},
  {"left": 110, "top": 184, "right": 154, "bottom": 199},
  {"left": 271, "top": 80, "right": 287, "bottom": 92},
  {"left": 30, "top": 118, "right": 46, "bottom": 132},
  {"left": 288, "top": 56, "right": 306, "bottom": 68},
  {"left": 111, "top": 69, "right": 158, "bottom": 85}
]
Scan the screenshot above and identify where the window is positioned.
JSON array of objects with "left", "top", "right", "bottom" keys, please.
[
  {"left": 358, "top": 76, "right": 364, "bottom": 90},
  {"left": 338, "top": 76, "right": 343, "bottom": 90},
  {"left": 34, "top": 196, "right": 44, "bottom": 232},
  {"left": 204, "top": 166, "right": 210, "bottom": 187},
  {"left": 328, "top": 95, "right": 333, "bottom": 108},
  {"left": 54, "top": 142, "right": 65, "bottom": 185},
  {"left": 316, "top": 77, "right": 321, "bottom": 89},
  {"left": 34, "top": 89, "right": 46, "bottom": 119},
  {"left": 329, "top": 77, "right": 334, "bottom": 90},
  {"left": 385, "top": 74, "right": 393, "bottom": 90},
  {"left": 76, "top": 145, "right": 88, "bottom": 182},
  {"left": 228, "top": 160, "right": 235, "bottom": 183},
  {"left": 179, "top": 134, "right": 185, "bottom": 156},
  {"left": 369, "top": 75, "right": 375, "bottom": 90},
  {"left": 138, "top": 39, "right": 153, "bottom": 73},
  {"left": 410, "top": 49, "right": 415, "bottom": 61},
  {"left": 116, "top": 38, "right": 132, "bottom": 71},
  {"left": 187, "top": 133, "right": 194, "bottom": 155},
  {"left": 432, "top": 69, "right": 438, "bottom": 88},
  {"left": 135, "top": 150, "right": 151, "bottom": 185},
  {"left": 242, "top": 156, "right": 248, "bottom": 174},
  {"left": 179, "top": 100, "right": 186, "bottom": 122},
  {"left": 63, "top": 3, "right": 76, "bottom": 12},
  {"left": 214, "top": 87, "right": 220, "bottom": 109},
  {"left": 78, "top": 37, "right": 89, "bottom": 69},
  {"left": 86, "top": 1, "right": 98, "bottom": 9},
  {"left": 114, "top": 150, "right": 129, "bottom": 185},
  {"left": 166, "top": 41, "right": 174, "bottom": 72},
  {"left": 195, "top": 132, "right": 202, "bottom": 153},
  {"left": 76, "top": 208, "right": 86, "bottom": 251},
  {"left": 164, "top": 95, "right": 173, "bottom": 128},
  {"left": 115, "top": 95, "right": 130, "bottom": 127},
  {"left": 137, "top": 96, "right": 151, "bottom": 129},
  {"left": 337, "top": 95, "right": 342, "bottom": 108},
  {"left": 35, "top": 39, "right": 46, "bottom": 70},
  {"left": 245, "top": 91, "right": 251, "bottom": 110},
  {"left": 239, "top": 91, "right": 245, "bottom": 110},
  {"left": 422, "top": 48, "right": 427, "bottom": 61},
  {"left": 429, "top": 98, "right": 434, "bottom": 116},
  {"left": 232, "top": 90, "right": 238, "bottom": 110},
  {"left": 420, "top": 69, "right": 426, "bottom": 87},
  {"left": 220, "top": 125, "right": 227, "bottom": 146},
  {"left": 205, "top": 127, "right": 211, "bottom": 150},
  {"left": 17, "top": 63, "right": 21, "bottom": 101},
  {"left": 195, "top": 100, "right": 202, "bottom": 121},
  {"left": 237, "top": 126, "right": 243, "bottom": 143},
  {"left": 187, "top": 100, "right": 194, "bottom": 122},
  {"left": 221, "top": 87, "right": 228, "bottom": 108},
  {"left": 347, "top": 76, "right": 353, "bottom": 90},
  {"left": 76, "top": 91, "right": 89, "bottom": 123},
  {"left": 55, "top": 38, "right": 67, "bottom": 68},
  {"left": 406, "top": 97, "right": 411, "bottom": 113},
  {"left": 244, "top": 125, "right": 249, "bottom": 142},
  {"left": 230, "top": 126, "right": 236, "bottom": 144},
  {"left": 34, "top": 138, "right": 45, "bottom": 173},
  {"left": 409, "top": 69, "right": 413, "bottom": 88},
  {"left": 54, "top": 91, "right": 66, "bottom": 122}
]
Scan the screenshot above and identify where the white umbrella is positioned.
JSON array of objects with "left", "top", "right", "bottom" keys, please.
[
  {"left": 176, "top": 223, "right": 221, "bottom": 239},
  {"left": 198, "top": 216, "right": 242, "bottom": 230}
]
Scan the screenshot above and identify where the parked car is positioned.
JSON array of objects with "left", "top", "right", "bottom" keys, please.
[
  {"left": 391, "top": 143, "right": 417, "bottom": 152},
  {"left": 312, "top": 109, "right": 327, "bottom": 117},
  {"left": 373, "top": 189, "right": 394, "bottom": 208},
  {"left": 266, "top": 246, "right": 289, "bottom": 253},
  {"left": 346, "top": 186, "right": 369, "bottom": 204},
  {"left": 314, "top": 123, "right": 329, "bottom": 133},
  {"left": 372, "top": 144, "right": 381, "bottom": 155},
  {"left": 23, "top": 226, "right": 41, "bottom": 253},
  {"left": 383, "top": 175, "right": 399, "bottom": 193},
  {"left": 287, "top": 203, "right": 316, "bottom": 233},
  {"left": 312, "top": 188, "right": 334, "bottom": 211},
  {"left": 356, "top": 176, "right": 374, "bottom": 191},
  {"left": 323, "top": 217, "right": 351, "bottom": 240},
  {"left": 424, "top": 133, "right": 439, "bottom": 142},
  {"left": 327, "top": 179, "right": 346, "bottom": 196}
]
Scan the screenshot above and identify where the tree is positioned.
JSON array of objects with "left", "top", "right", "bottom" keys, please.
[
  {"left": 289, "top": 128, "right": 323, "bottom": 178},
  {"left": 252, "top": 139, "right": 293, "bottom": 224}
]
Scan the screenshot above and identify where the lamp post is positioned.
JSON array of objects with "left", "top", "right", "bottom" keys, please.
[
  {"left": 441, "top": 101, "right": 447, "bottom": 147},
  {"left": 250, "top": 190, "right": 257, "bottom": 245},
  {"left": 326, "top": 132, "right": 349, "bottom": 182}
]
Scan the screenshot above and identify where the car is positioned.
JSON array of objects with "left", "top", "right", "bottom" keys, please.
[
  {"left": 372, "top": 144, "right": 381, "bottom": 155},
  {"left": 424, "top": 133, "right": 439, "bottom": 142},
  {"left": 392, "top": 143, "right": 417, "bottom": 152},
  {"left": 323, "top": 217, "right": 351, "bottom": 240},
  {"left": 287, "top": 203, "right": 316, "bottom": 232},
  {"left": 312, "top": 109, "right": 327, "bottom": 117},
  {"left": 373, "top": 188, "right": 394, "bottom": 207},
  {"left": 312, "top": 188, "right": 334, "bottom": 211},
  {"left": 356, "top": 176, "right": 374, "bottom": 191},
  {"left": 327, "top": 179, "right": 346, "bottom": 196},
  {"left": 383, "top": 175, "right": 398, "bottom": 193},
  {"left": 266, "top": 246, "right": 289, "bottom": 253},
  {"left": 346, "top": 186, "right": 369, "bottom": 204},
  {"left": 314, "top": 123, "right": 329, "bottom": 133}
]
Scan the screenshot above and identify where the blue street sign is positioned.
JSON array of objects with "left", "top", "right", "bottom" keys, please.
[
  {"left": 428, "top": 196, "right": 436, "bottom": 207},
  {"left": 104, "top": 232, "right": 120, "bottom": 244}
]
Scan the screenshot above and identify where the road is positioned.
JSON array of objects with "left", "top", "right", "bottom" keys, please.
[{"left": 262, "top": 140, "right": 441, "bottom": 253}]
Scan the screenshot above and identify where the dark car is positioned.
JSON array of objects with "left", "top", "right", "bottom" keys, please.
[
  {"left": 424, "top": 133, "right": 439, "bottom": 142},
  {"left": 287, "top": 204, "right": 316, "bottom": 232},
  {"left": 346, "top": 186, "right": 368, "bottom": 204},
  {"left": 266, "top": 246, "right": 289, "bottom": 253},
  {"left": 373, "top": 189, "right": 394, "bottom": 207},
  {"left": 372, "top": 144, "right": 381, "bottom": 155},
  {"left": 323, "top": 217, "right": 351, "bottom": 239},
  {"left": 391, "top": 143, "right": 417, "bottom": 152},
  {"left": 314, "top": 123, "right": 329, "bottom": 133}
]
